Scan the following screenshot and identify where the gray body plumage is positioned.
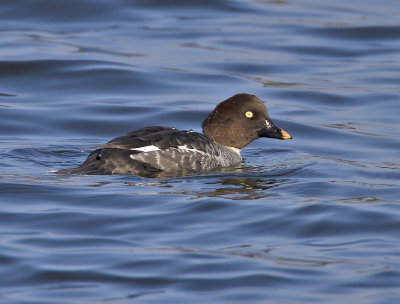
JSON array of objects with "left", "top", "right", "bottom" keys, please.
[{"left": 57, "top": 126, "right": 241, "bottom": 176}]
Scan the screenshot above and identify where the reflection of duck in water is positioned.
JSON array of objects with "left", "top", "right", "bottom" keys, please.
[
  {"left": 198, "top": 176, "right": 283, "bottom": 200},
  {"left": 126, "top": 173, "right": 285, "bottom": 200},
  {"left": 57, "top": 94, "right": 291, "bottom": 176}
]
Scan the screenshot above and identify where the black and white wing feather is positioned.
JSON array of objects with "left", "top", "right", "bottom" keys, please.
[{"left": 64, "top": 126, "right": 241, "bottom": 175}]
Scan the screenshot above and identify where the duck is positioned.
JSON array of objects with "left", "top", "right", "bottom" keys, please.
[{"left": 56, "top": 93, "right": 292, "bottom": 176}]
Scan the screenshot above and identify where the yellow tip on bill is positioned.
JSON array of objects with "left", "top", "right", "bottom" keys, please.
[{"left": 281, "top": 129, "right": 292, "bottom": 139}]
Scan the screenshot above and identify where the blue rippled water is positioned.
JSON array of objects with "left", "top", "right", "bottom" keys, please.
[{"left": 1, "top": 0, "right": 400, "bottom": 303}]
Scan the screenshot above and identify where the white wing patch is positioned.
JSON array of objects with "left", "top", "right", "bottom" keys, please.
[
  {"left": 129, "top": 143, "right": 242, "bottom": 170},
  {"left": 177, "top": 145, "right": 207, "bottom": 155},
  {"left": 130, "top": 145, "right": 207, "bottom": 154},
  {"left": 226, "top": 146, "right": 241, "bottom": 155},
  {"left": 131, "top": 145, "right": 160, "bottom": 152}
]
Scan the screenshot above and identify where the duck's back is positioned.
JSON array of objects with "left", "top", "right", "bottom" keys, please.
[{"left": 57, "top": 126, "right": 242, "bottom": 176}]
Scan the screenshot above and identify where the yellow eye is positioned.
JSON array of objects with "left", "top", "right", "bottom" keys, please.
[{"left": 245, "top": 111, "right": 254, "bottom": 118}]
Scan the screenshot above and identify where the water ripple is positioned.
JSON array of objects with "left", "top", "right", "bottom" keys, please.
[{"left": 1, "top": 0, "right": 400, "bottom": 303}]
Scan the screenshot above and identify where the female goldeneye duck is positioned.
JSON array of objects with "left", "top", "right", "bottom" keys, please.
[{"left": 56, "top": 93, "right": 292, "bottom": 176}]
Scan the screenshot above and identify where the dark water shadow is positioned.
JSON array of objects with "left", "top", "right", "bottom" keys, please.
[{"left": 122, "top": 164, "right": 302, "bottom": 200}]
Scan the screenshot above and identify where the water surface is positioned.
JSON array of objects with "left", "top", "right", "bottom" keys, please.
[{"left": 1, "top": 0, "right": 400, "bottom": 303}]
